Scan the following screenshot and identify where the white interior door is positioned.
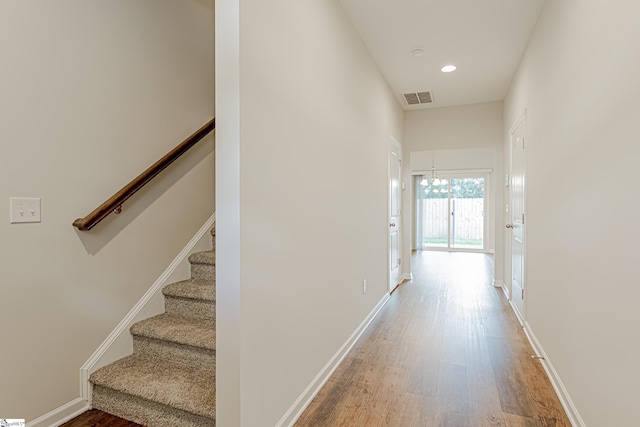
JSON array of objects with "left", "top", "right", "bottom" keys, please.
[
  {"left": 389, "top": 140, "right": 402, "bottom": 292},
  {"left": 509, "top": 116, "right": 526, "bottom": 320}
]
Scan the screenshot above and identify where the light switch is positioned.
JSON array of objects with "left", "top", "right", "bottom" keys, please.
[{"left": 10, "top": 197, "right": 41, "bottom": 223}]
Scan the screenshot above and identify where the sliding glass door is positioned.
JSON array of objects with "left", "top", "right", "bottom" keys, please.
[{"left": 415, "top": 175, "right": 486, "bottom": 251}]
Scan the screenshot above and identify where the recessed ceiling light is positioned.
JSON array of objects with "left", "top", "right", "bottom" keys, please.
[
  {"left": 441, "top": 65, "right": 457, "bottom": 73},
  {"left": 411, "top": 48, "right": 425, "bottom": 58}
]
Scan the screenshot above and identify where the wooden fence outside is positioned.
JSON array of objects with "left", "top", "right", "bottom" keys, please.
[{"left": 419, "top": 198, "right": 484, "bottom": 241}]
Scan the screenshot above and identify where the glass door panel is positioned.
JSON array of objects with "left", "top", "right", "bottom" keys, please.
[
  {"left": 450, "top": 178, "right": 484, "bottom": 249},
  {"left": 416, "top": 177, "right": 449, "bottom": 249}
]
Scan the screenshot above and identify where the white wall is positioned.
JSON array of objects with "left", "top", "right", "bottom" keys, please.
[
  {"left": 402, "top": 102, "right": 504, "bottom": 281},
  {"left": 503, "top": 0, "right": 640, "bottom": 425},
  {"left": 410, "top": 147, "right": 495, "bottom": 171},
  {"left": 214, "top": 0, "right": 241, "bottom": 425},
  {"left": 0, "top": 1, "right": 215, "bottom": 421},
  {"left": 216, "top": 0, "right": 403, "bottom": 424},
  {"left": 404, "top": 102, "right": 503, "bottom": 151}
]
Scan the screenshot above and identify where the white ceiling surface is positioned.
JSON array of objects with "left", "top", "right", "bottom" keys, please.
[{"left": 339, "top": 0, "right": 545, "bottom": 110}]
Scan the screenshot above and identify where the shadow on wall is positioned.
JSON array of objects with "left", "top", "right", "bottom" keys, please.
[{"left": 74, "top": 136, "right": 215, "bottom": 255}]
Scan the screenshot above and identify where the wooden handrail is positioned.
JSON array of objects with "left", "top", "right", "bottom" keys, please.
[{"left": 73, "top": 118, "right": 215, "bottom": 231}]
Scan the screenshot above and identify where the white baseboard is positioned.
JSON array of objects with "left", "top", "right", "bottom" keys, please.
[
  {"left": 402, "top": 273, "right": 413, "bottom": 282},
  {"left": 27, "top": 398, "right": 89, "bottom": 427},
  {"left": 523, "top": 322, "right": 586, "bottom": 427},
  {"left": 499, "top": 283, "right": 583, "bottom": 426},
  {"left": 508, "top": 298, "right": 524, "bottom": 326},
  {"left": 275, "top": 292, "right": 391, "bottom": 427},
  {"left": 501, "top": 282, "right": 510, "bottom": 299},
  {"left": 492, "top": 279, "right": 503, "bottom": 288},
  {"left": 79, "top": 213, "right": 216, "bottom": 400}
]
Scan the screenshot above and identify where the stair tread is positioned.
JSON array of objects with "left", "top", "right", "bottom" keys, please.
[
  {"left": 188, "top": 250, "right": 215, "bottom": 265},
  {"left": 91, "top": 354, "right": 215, "bottom": 419},
  {"left": 131, "top": 313, "right": 215, "bottom": 350},
  {"left": 163, "top": 279, "right": 215, "bottom": 301}
]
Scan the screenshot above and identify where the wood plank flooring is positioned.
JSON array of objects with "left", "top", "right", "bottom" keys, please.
[
  {"left": 60, "top": 409, "right": 142, "bottom": 427},
  {"left": 295, "top": 251, "right": 570, "bottom": 427}
]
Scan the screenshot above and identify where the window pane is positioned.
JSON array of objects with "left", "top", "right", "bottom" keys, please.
[
  {"left": 418, "top": 177, "right": 449, "bottom": 248},
  {"left": 450, "top": 178, "right": 484, "bottom": 249}
]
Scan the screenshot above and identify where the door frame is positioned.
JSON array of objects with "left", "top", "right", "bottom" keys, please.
[
  {"left": 388, "top": 137, "right": 402, "bottom": 293},
  {"left": 507, "top": 110, "right": 528, "bottom": 322}
]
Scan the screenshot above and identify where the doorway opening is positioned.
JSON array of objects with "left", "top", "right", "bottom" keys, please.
[{"left": 415, "top": 174, "right": 487, "bottom": 252}]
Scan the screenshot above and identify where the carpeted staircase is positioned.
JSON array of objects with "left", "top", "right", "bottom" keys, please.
[{"left": 90, "top": 227, "right": 216, "bottom": 426}]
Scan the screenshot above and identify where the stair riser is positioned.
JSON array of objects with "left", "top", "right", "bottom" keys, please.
[
  {"left": 133, "top": 336, "right": 215, "bottom": 367},
  {"left": 92, "top": 385, "right": 215, "bottom": 427},
  {"left": 165, "top": 296, "right": 215, "bottom": 320},
  {"left": 191, "top": 263, "right": 216, "bottom": 281}
]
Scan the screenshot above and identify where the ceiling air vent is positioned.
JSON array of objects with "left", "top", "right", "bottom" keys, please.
[{"left": 403, "top": 91, "right": 433, "bottom": 105}]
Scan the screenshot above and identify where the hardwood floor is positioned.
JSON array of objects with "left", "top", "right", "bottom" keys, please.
[
  {"left": 60, "top": 409, "right": 142, "bottom": 427},
  {"left": 295, "top": 251, "right": 570, "bottom": 427}
]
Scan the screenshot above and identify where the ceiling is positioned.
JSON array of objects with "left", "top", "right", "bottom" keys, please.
[{"left": 339, "top": 0, "right": 546, "bottom": 110}]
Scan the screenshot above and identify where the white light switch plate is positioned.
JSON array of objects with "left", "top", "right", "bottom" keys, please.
[{"left": 10, "top": 197, "right": 41, "bottom": 223}]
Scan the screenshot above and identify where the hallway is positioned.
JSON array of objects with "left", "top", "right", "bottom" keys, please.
[{"left": 296, "top": 252, "right": 570, "bottom": 426}]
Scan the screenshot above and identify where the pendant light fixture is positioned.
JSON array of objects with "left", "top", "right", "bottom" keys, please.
[
  {"left": 431, "top": 151, "right": 441, "bottom": 185},
  {"left": 420, "top": 151, "right": 445, "bottom": 187},
  {"left": 423, "top": 151, "right": 440, "bottom": 185}
]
